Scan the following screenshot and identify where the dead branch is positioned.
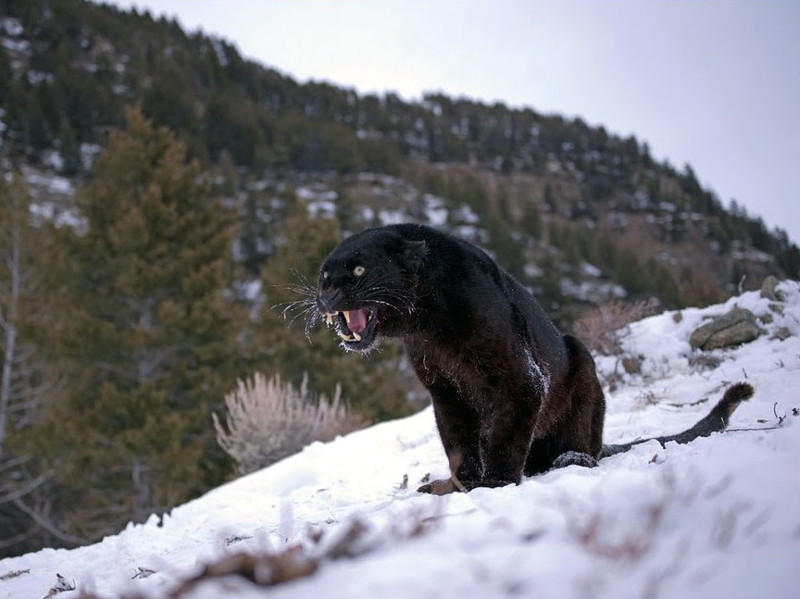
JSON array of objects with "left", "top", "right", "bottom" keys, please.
[
  {"left": 0, "top": 472, "right": 50, "bottom": 504},
  {"left": 12, "top": 498, "right": 85, "bottom": 547}
]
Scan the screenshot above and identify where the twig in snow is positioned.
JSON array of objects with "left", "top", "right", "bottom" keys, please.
[
  {"left": 43, "top": 573, "right": 75, "bottom": 598},
  {"left": 773, "top": 402, "right": 786, "bottom": 425},
  {"left": 0, "top": 569, "right": 29, "bottom": 580},
  {"left": 317, "top": 519, "right": 371, "bottom": 560},
  {"left": 225, "top": 534, "right": 253, "bottom": 546},
  {"left": 727, "top": 425, "right": 785, "bottom": 433},
  {"left": 729, "top": 401, "right": 797, "bottom": 434},
  {"left": 168, "top": 545, "right": 318, "bottom": 598},
  {"left": 131, "top": 567, "right": 157, "bottom": 580}
]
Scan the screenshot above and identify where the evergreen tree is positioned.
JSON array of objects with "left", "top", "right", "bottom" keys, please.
[
  {"left": 520, "top": 198, "right": 543, "bottom": 239},
  {"left": 0, "top": 47, "right": 11, "bottom": 101},
  {"left": 36, "top": 108, "right": 242, "bottom": 541},
  {"left": 486, "top": 211, "right": 525, "bottom": 280},
  {"left": 0, "top": 173, "right": 72, "bottom": 556},
  {"left": 57, "top": 118, "right": 81, "bottom": 175}
]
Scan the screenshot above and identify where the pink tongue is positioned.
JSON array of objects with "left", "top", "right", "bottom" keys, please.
[{"left": 348, "top": 309, "right": 368, "bottom": 334}]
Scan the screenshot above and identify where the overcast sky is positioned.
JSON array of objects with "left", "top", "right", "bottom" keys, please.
[{"left": 106, "top": 0, "right": 800, "bottom": 245}]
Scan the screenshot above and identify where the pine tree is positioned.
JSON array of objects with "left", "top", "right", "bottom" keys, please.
[
  {"left": 0, "top": 173, "right": 73, "bottom": 556},
  {"left": 36, "top": 108, "right": 242, "bottom": 541},
  {"left": 0, "top": 47, "right": 11, "bottom": 101},
  {"left": 0, "top": 172, "right": 60, "bottom": 466},
  {"left": 520, "top": 199, "right": 542, "bottom": 239}
]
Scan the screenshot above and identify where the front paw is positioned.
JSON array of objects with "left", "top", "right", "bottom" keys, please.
[
  {"left": 417, "top": 477, "right": 515, "bottom": 494},
  {"left": 417, "top": 478, "right": 460, "bottom": 495}
]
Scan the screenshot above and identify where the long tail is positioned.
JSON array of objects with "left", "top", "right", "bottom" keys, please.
[{"left": 601, "top": 382, "right": 754, "bottom": 458}]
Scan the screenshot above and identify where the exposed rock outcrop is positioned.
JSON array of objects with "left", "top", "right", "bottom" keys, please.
[{"left": 689, "top": 307, "right": 762, "bottom": 351}]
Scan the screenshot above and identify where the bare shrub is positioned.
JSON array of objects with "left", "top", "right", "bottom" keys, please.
[
  {"left": 213, "top": 373, "right": 368, "bottom": 475},
  {"left": 573, "top": 298, "right": 660, "bottom": 355}
]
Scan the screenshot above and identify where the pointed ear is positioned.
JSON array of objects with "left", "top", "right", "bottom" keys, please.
[{"left": 402, "top": 240, "right": 428, "bottom": 270}]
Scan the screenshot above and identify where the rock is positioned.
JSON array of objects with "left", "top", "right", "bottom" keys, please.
[
  {"left": 621, "top": 355, "right": 642, "bottom": 375},
  {"left": 760, "top": 276, "right": 784, "bottom": 301},
  {"left": 772, "top": 326, "right": 792, "bottom": 341},
  {"left": 768, "top": 302, "right": 785, "bottom": 316},
  {"left": 689, "top": 307, "right": 762, "bottom": 351},
  {"left": 689, "top": 354, "right": 723, "bottom": 370}
]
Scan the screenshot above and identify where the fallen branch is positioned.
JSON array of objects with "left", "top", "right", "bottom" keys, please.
[
  {"left": 69, "top": 510, "right": 443, "bottom": 599},
  {"left": 727, "top": 401, "right": 797, "bottom": 434},
  {"left": 725, "top": 425, "right": 785, "bottom": 434}
]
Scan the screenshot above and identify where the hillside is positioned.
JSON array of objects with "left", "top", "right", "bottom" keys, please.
[
  {"left": 1, "top": 282, "right": 798, "bottom": 598},
  {"left": 1, "top": 0, "right": 799, "bottom": 559}
]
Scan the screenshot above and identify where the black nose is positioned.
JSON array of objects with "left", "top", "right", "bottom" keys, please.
[{"left": 318, "top": 288, "right": 343, "bottom": 313}]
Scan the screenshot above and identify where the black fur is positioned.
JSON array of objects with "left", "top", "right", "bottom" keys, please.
[{"left": 312, "top": 224, "right": 752, "bottom": 494}]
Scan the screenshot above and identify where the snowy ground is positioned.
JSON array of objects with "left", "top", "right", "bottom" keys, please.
[{"left": 2, "top": 282, "right": 799, "bottom": 599}]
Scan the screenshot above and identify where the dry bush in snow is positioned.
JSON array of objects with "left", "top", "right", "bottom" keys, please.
[
  {"left": 213, "top": 373, "right": 368, "bottom": 474},
  {"left": 573, "top": 298, "right": 660, "bottom": 356}
]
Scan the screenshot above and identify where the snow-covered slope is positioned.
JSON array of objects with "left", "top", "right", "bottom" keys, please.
[{"left": 2, "top": 283, "right": 799, "bottom": 599}]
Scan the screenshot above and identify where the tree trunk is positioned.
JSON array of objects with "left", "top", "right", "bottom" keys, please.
[{"left": 0, "top": 201, "right": 21, "bottom": 465}]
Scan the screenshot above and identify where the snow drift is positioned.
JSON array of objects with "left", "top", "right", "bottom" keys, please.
[{"left": 1, "top": 282, "right": 799, "bottom": 599}]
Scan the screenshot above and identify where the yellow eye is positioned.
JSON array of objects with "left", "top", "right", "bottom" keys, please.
[{"left": 353, "top": 265, "right": 366, "bottom": 276}]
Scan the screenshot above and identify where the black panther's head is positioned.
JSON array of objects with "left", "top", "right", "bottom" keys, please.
[{"left": 314, "top": 227, "right": 427, "bottom": 352}]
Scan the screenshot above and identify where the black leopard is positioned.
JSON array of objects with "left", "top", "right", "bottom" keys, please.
[{"left": 310, "top": 224, "right": 751, "bottom": 494}]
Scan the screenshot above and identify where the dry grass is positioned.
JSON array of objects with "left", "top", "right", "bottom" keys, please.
[
  {"left": 573, "top": 298, "right": 660, "bottom": 356},
  {"left": 72, "top": 509, "right": 440, "bottom": 599},
  {"left": 213, "top": 373, "right": 369, "bottom": 475}
]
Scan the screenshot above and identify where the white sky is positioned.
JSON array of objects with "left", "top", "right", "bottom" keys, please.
[{"left": 106, "top": 0, "right": 800, "bottom": 245}]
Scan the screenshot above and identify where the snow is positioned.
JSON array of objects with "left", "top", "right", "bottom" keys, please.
[
  {"left": 0, "top": 37, "right": 28, "bottom": 53},
  {"left": 580, "top": 262, "right": 603, "bottom": 278},
  {"left": 296, "top": 186, "right": 338, "bottom": 219},
  {"left": 378, "top": 209, "right": 408, "bottom": 225},
  {"left": 561, "top": 278, "right": 627, "bottom": 303},
  {"left": 452, "top": 204, "right": 480, "bottom": 224},
  {"left": 211, "top": 39, "right": 229, "bottom": 68},
  {"left": 1, "top": 17, "right": 23, "bottom": 36},
  {"left": 233, "top": 279, "right": 263, "bottom": 304},
  {"left": 2, "top": 283, "right": 799, "bottom": 599},
  {"left": 80, "top": 143, "right": 102, "bottom": 171},
  {"left": 24, "top": 171, "right": 74, "bottom": 196},
  {"left": 423, "top": 193, "right": 448, "bottom": 227},
  {"left": 42, "top": 149, "right": 65, "bottom": 172}
]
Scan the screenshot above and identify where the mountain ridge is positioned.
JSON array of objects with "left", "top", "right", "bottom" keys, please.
[{"left": 1, "top": 0, "right": 797, "bottom": 316}]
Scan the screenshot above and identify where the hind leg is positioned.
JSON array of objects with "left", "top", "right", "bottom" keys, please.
[{"left": 525, "top": 334, "right": 605, "bottom": 475}]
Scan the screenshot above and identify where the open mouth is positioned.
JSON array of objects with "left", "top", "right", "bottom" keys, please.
[{"left": 323, "top": 307, "right": 378, "bottom": 351}]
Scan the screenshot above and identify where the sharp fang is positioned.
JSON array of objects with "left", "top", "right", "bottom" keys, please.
[
  {"left": 338, "top": 332, "right": 355, "bottom": 342},
  {"left": 353, "top": 332, "right": 362, "bottom": 342},
  {"left": 343, "top": 310, "right": 351, "bottom": 325},
  {"left": 325, "top": 313, "right": 334, "bottom": 326}
]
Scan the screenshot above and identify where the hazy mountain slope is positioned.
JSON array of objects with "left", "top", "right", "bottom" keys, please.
[{"left": 1, "top": 0, "right": 798, "bottom": 313}]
